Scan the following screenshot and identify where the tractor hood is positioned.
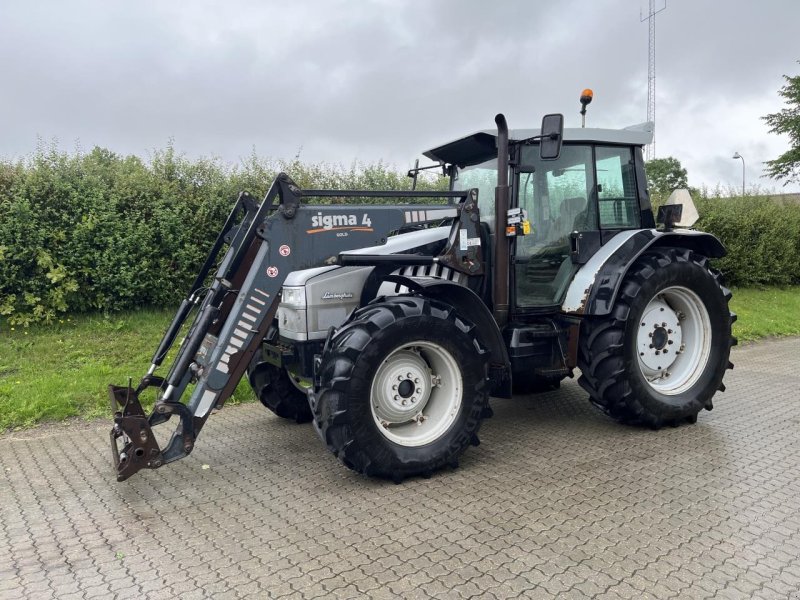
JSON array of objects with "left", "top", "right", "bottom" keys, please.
[{"left": 283, "top": 226, "right": 451, "bottom": 287}]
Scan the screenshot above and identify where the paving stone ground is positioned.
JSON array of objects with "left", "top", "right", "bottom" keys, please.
[{"left": 1, "top": 337, "right": 799, "bottom": 599}]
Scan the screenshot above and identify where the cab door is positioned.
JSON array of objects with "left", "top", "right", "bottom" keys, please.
[{"left": 513, "top": 144, "right": 598, "bottom": 309}]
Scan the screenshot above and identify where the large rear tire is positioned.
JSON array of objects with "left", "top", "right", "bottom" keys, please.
[
  {"left": 578, "top": 247, "right": 736, "bottom": 428},
  {"left": 311, "top": 295, "right": 491, "bottom": 481},
  {"left": 247, "top": 355, "right": 313, "bottom": 423}
]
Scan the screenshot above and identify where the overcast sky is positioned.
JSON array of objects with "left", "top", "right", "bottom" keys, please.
[{"left": 1, "top": 0, "right": 798, "bottom": 193}]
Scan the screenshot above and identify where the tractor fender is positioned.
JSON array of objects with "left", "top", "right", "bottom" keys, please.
[
  {"left": 372, "top": 275, "right": 512, "bottom": 399},
  {"left": 562, "top": 229, "right": 726, "bottom": 316}
]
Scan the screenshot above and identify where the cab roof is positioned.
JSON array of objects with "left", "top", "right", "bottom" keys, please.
[{"left": 423, "top": 122, "right": 654, "bottom": 168}]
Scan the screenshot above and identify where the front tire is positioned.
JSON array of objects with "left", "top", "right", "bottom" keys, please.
[
  {"left": 247, "top": 355, "right": 313, "bottom": 423},
  {"left": 311, "top": 295, "right": 491, "bottom": 481},
  {"left": 578, "top": 248, "right": 736, "bottom": 428}
]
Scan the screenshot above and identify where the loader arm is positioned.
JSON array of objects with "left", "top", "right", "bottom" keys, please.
[{"left": 110, "top": 173, "right": 483, "bottom": 481}]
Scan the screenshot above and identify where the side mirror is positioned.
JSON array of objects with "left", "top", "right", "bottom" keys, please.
[
  {"left": 539, "top": 113, "right": 564, "bottom": 160},
  {"left": 656, "top": 204, "right": 684, "bottom": 232}
]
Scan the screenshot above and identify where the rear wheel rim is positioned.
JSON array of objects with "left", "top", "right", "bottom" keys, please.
[
  {"left": 370, "top": 341, "right": 462, "bottom": 447},
  {"left": 635, "top": 285, "right": 712, "bottom": 395}
]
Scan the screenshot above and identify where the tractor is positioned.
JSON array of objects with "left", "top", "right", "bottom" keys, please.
[{"left": 109, "top": 96, "right": 735, "bottom": 483}]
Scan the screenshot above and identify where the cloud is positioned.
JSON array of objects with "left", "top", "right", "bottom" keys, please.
[{"left": 0, "top": 0, "right": 797, "bottom": 192}]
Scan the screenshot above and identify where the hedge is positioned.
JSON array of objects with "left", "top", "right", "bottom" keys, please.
[
  {"left": 0, "top": 145, "right": 445, "bottom": 325},
  {"left": 0, "top": 146, "right": 798, "bottom": 324},
  {"left": 695, "top": 195, "right": 800, "bottom": 287}
]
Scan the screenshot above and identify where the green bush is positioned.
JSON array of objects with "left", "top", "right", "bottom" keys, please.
[
  {"left": 696, "top": 195, "right": 800, "bottom": 287},
  {"left": 0, "top": 145, "right": 446, "bottom": 324}
]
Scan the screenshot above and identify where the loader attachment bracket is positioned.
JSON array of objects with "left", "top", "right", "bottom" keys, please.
[
  {"left": 109, "top": 383, "right": 195, "bottom": 482},
  {"left": 109, "top": 384, "right": 162, "bottom": 481}
]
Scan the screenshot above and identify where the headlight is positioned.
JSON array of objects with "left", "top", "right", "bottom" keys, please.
[{"left": 281, "top": 286, "right": 306, "bottom": 308}]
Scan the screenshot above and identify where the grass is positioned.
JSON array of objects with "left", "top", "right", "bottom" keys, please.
[
  {"left": 0, "top": 309, "right": 254, "bottom": 430},
  {"left": 1, "top": 285, "right": 799, "bottom": 431},
  {"left": 728, "top": 286, "right": 800, "bottom": 342}
]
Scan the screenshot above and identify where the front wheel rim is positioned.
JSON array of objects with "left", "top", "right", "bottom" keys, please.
[
  {"left": 370, "top": 341, "right": 462, "bottom": 447},
  {"left": 635, "top": 285, "right": 713, "bottom": 395}
]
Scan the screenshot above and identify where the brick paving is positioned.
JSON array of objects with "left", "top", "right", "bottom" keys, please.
[{"left": 1, "top": 337, "right": 799, "bottom": 599}]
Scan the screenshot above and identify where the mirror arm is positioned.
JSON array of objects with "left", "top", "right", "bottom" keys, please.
[{"left": 519, "top": 133, "right": 560, "bottom": 145}]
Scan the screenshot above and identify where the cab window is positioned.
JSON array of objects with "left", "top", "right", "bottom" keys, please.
[
  {"left": 595, "top": 146, "right": 640, "bottom": 229},
  {"left": 517, "top": 144, "right": 596, "bottom": 255}
]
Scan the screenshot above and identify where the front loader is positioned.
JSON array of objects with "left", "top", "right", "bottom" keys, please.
[
  {"left": 111, "top": 100, "right": 735, "bottom": 483},
  {"left": 109, "top": 173, "right": 487, "bottom": 480}
]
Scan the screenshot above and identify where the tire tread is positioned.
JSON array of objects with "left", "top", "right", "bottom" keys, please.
[
  {"left": 311, "top": 295, "right": 490, "bottom": 481},
  {"left": 577, "top": 247, "right": 734, "bottom": 428}
]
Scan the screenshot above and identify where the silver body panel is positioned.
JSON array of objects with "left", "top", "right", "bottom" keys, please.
[{"left": 278, "top": 266, "right": 372, "bottom": 341}]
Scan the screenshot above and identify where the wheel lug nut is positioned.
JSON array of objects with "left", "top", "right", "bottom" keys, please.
[
  {"left": 667, "top": 329, "right": 673, "bottom": 334},
  {"left": 414, "top": 378, "right": 419, "bottom": 383},
  {"left": 655, "top": 350, "right": 661, "bottom": 355},
  {"left": 402, "top": 399, "right": 407, "bottom": 405},
  {"left": 649, "top": 332, "right": 653, "bottom": 337},
  {"left": 407, "top": 373, "right": 413, "bottom": 378},
  {"left": 641, "top": 322, "right": 646, "bottom": 327},
  {"left": 416, "top": 388, "right": 422, "bottom": 394},
  {"left": 393, "top": 385, "right": 398, "bottom": 390},
  {"left": 662, "top": 322, "right": 667, "bottom": 327},
  {"left": 668, "top": 340, "right": 673, "bottom": 345},
  {"left": 640, "top": 352, "right": 645, "bottom": 356}
]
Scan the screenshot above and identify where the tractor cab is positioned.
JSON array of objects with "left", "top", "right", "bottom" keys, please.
[{"left": 425, "top": 122, "right": 655, "bottom": 312}]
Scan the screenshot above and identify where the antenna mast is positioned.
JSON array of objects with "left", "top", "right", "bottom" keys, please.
[{"left": 641, "top": 0, "right": 666, "bottom": 160}]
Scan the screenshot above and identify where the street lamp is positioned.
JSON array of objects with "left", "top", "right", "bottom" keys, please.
[{"left": 732, "top": 152, "right": 745, "bottom": 197}]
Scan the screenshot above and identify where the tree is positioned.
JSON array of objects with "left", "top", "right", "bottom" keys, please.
[
  {"left": 645, "top": 156, "right": 688, "bottom": 198},
  {"left": 763, "top": 66, "right": 800, "bottom": 185}
]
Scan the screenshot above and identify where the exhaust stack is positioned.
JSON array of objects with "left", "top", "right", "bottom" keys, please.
[{"left": 493, "top": 113, "right": 510, "bottom": 327}]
